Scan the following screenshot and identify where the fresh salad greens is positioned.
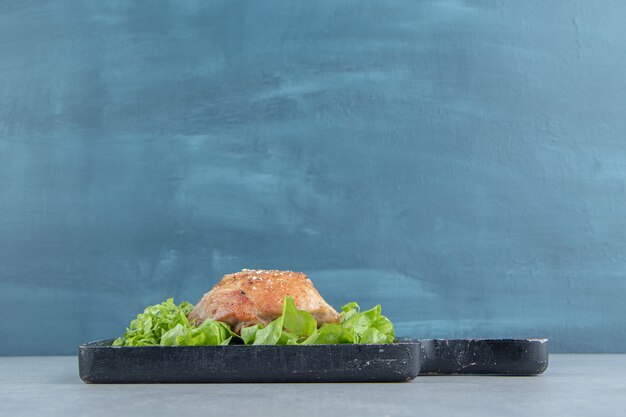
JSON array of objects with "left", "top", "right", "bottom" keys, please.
[
  {"left": 113, "top": 297, "right": 395, "bottom": 347},
  {"left": 112, "top": 298, "right": 236, "bottom": 347}
]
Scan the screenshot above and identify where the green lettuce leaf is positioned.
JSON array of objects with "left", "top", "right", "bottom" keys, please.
[
  {"left": 250, "top": 318, "right": 284, "bottom": 345},
  {"left": 240, "top": 324, "right": 263, "bottom": 345},
  {"left": 302, "top": 323, "right": 344, "bottom": 344},
  {"left": 112, "top": 298, "right": 194, "bottom": 346},
  {"left": 281, "top": 297, "right": 317, "bottom": 340},
  {"left": 242, "top": 297, "right": 317, "bottom": 345},
  {"left": 160, "top": 319, "right": 236, "bottom": 346},
  {"left": 335, "top": 302, "right": 395, "bottom": 344}
]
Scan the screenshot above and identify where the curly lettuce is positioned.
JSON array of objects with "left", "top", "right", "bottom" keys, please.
[
  {"left": 112, "top": 297, "right": 395, "bottom": 347},
  {"left": 241, "top": 297, "right": 395, "bottom": 345},
  {"left": 112, "top": 298, "right": 235, "bottom": 347}
]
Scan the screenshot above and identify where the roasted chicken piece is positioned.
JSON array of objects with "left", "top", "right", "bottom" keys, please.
[{"left": 188, "top": 269, "right": 340, "bottom": 333}]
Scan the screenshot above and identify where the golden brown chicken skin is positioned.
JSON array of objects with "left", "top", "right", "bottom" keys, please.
[{"left": 188, "top": 269, "right": 340, "bottom": 333}]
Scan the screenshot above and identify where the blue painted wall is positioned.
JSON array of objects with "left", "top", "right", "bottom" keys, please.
[{"left": 1, "top": 0, "right": 625, "bottom": 355}]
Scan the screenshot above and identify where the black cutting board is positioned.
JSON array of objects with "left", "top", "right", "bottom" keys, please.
[
  {"left": 78, "top": 339, "right": 421, "bottom": 383},
  {"left": 78, "top": 338, "right": 547, "bottom": 383}
]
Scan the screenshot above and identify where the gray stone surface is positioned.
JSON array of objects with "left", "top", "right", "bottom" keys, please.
[{"left": 1, "top": 355, "right": 625, "bottom": 417}]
